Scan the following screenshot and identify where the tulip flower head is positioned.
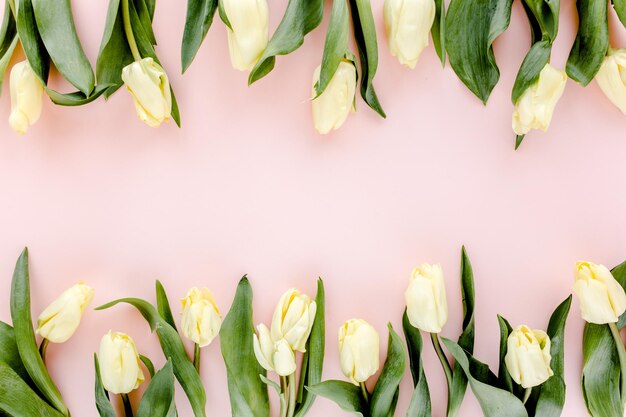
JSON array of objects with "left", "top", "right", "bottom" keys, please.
[
  {"left": 595, "top": 48, "right": 626, "bottom": 115},
  {"left": 573, "top": 261, "right": 626, "bottom": 324},
  {"left": 98, "top": 331, "right": 145, "bottom": 395},
  {"left": 505, "top": 325, "right": 553, "bottom": 389},
  {"left": 311, "top": 60, "right": 357, "bottom": 134},
  {"left": 222, "top": 0, "right": 269, "bottom": 71},
  {"left": 181, "top": 287, "right": 222, "bottom": 347},
  {"left": 338, "top": 319, "right": 380, "bottom": 385},
  {"left": 36, "top": 282, "right": 94, "bottom": 343},
  {"left": 384, "top": 0, "right": 436, "bottom": 68},
  {"left": 253, "top": 324, "right": 297, "bottom": 376},
  {"left": 405, "top": 263, "right": 448, "bottom": 333},
  {"left": 512, "top": 63, "right": 566, "bottom": 135},
  {"left": 270, "top": 288, "right": 317, "bottom": 352},
  {"left": 9, "top": 60, "right": 44, "bottom": 135},
  {"left": 121, "top": 58, "right": 172, "bottom": 127}
]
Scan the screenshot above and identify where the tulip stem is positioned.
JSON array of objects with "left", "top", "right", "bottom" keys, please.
[
  {"left": 359, "top": 382, "right": 370, "bottom": 403},
  {"left": 193, "top": 343, "right": 201, "bottom": 373},
  {"left": 279, "top": 376, "right": 288, "bottom": 417},
  {"left": 121, "top": 393, "right": 133, "bottom": 417},
  {"left": 39, "top": 338, "right": 49, "bottom": 364},
  {"left": 286, "top": 373, "right": 297, "bottom": 417},
  {"left": 121, "top": 0, "right": 142, "bottom": 61},
  {"left": 609, "top": 322, "right": 626, "bottom": 406},
  {"left": 522, "top": 388, "right": 532, "bottom": 405},
  {"left": 431, "top": 333, "right": 454, "bottom": 414}
]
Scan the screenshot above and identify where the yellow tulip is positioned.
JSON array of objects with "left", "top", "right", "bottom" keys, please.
[
  {"left": 573, "top": 261, "right": 626, "bottom": 324},
  {"left": 36, "top": 282, "right": 94, "bottom": 343},
  {"left": 311, "top": 60, "right": 357, "bottom": 134},
  {"left": 338, "top": 319, "right": 380, "bottom": 385},
  {"left": 98, "top": 331, "right": 145, "bottom": 394},
  {"left": 405, "top": 263, "right": 448, "bottom": 333},
  {"left": 384, "top": 0, "right": 436, "bottom": 68},
  {"left": 9, "top": 60, "right": 44, "bottom": 135},
  {"left": 505, "top": 325, "right": 553, "bottom": 389},
  {"left": 121, "top": 58, "right": 172, "bottom": 127},
  {"left": 222, "top": 0, "right": 269, "bottom": 71}
]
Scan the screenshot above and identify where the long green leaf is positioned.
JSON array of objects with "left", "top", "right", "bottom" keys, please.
[
  {"left": 181, "top": 0, "right": 217, "bottom": 72},
  {"left": 496, "top": 315, "right": 523, "bottom": 397},
  {"left": 511, "top": 40, "right": 551, "bottom": 104},
  {"left": 443, "top": 339, "right": 528, "bottom": 417},
  {"left": 140, "top": 354, "right": 156, "bottom": 378},
  {"left": 349, "top": 0, "right": 385, "bottom": 118},
  {"left": 96, "top": 297, "right": 206, "bottom": 417},
  {"left": 0, "top": 322, "right": 34, "bottom": 387},
  {"left": 370, "top": 324, "right": 406, "bottom": 417},
  {"left": 10, "top": 248, "right": 69, "bottom": 416},
  {"left": 614, "top": 0, "right": 626, "bottom": 28},
  {"left": 446, "top": 0, "right": 513, "bottom": 104},
  {"left": 46, "top": 83, "right": 110, "bottom": 106},
  {"left": 0, "top": 360, "right": 65, "bottom": 417},
  {"left": 156, "top": 280, "right": 178, "bottom": 331},
  {"left": 294, "top": 279, "right": 325, "bottom": 417},
  {"left": 316, "top": 0, "right": 349, "bottom": 96},
  {"left": 133, "top": 0, "right": 156, "bottom": 45},
  {"left": 137, "top": 360, "right": 176, "bottom": 417},
  {"left": 402, "top": 312, "right": 431, "bottom": 417},
  {"left": 248, "top": 0, "right": 324, "bottom": 85},
  {"left": 16, "top": 0, "right": 49, "bottom": 82},
  {"left": 613, "top": 261, "right": 626, "bottom": 328},
  {"left": 0, "top": 1, "right": 17, "bottom": 91},
  {"left": 566, "top": 0, "right": 608, "bottom": 86},
  {"left": 220, "top": 277, "right": 269, "bottom": 417},
  {"left": 94, "top": 354, "right": 117, "bottom": 417},
  {"left": 431, "top": 0, "right": 445, "bottom": 65},
  {"left": 306, "top": 380, "right": 367, "bottom": 416}
]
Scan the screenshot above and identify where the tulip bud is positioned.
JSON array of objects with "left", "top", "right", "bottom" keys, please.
[
  {"left": 36, "top": 282, "right": 94, "bottom": 343},
  {"left": 505, "top": 325, "right": 553, "bottom": 389},
  {"left": 253, "top": 324, "right": 297, "bottom": 376},
  {"left": 270, "top": 288, "right": 317, "bottom": 352},
  {"left": 98, "top": 331, "right": 145, "bottom": 394},
  {"left": 121, "top": 58, "right": 172, "bottom": 127},
  {"left": 384, "top": 0, "right": 436, "bottom": 69},
  {"left": 9, "top": 60, "right": 44, "bottom": 135},
  {"left": 180, "top": 287, "right": 222, "bottom": 347},
  {"left": 573, "top": 261, "right": 626, "bottom": 324},
  {"left": 222, "top": 0, "right": 269, "bottom": 71},
  {"left": 512, "top": 63, "right": 566, "bottom": 135},
  {"left": 405, "top": 263, "right": 448, "bottom": 333},
  {"left": 595, "top": 48, "right": 626, "bottom": 115},
  {"left": 311, "top": 60, "right": 357, "bottom": 134},
  {"left": 338, "top": 319, "right": 380, "bottom": 385}
]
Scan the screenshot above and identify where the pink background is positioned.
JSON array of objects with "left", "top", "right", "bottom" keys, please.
[{"left": 1, "top": 1, "right": 626, "bottom": 416}]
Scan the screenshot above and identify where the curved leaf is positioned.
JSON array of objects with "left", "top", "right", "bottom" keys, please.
[
  {"left": 94, "top": 354, "right": 117, "bottom": 417},
  {"left": 10, "top": 248, "right": 69, "bottom": 416},
  {"left": 511, "top": 40, "right": 551, "bottom": 104},
  {"left": 96, "top": 297, "right": 206, "bottom": 417},
  {"left": 306, "top": 380, "right": 366, "bottom": 417},
  {"left": 614, "top": 0, "right": 626, "bottom": 28},
  {"left": 370, "top": 324, "right": 406, "bottom": 417},
  {"left": 316, "top": 0, "right": 349, "bottom": 96},
  {"left": 522, "top": 0, "right": 559, "bottom": 43},
  {"left": 181, "top": 0, "right": 217, "bottom": 72},
  {"left": 431, "top": 0, "right": 445, "bottom": 65},
  {"left": 220, "top": 277, "right": 269, "bottom": 417},
  {"left": 46, "top": 83, "right": 110, "bottom": 106},
  {"left": 140, "top": 354, "right": 156, "bottom": 378},
  {"left": 156, "top": 280, "right": 178, "bottom": 331},
  {"left": 32, "top": 0, "right": 94, "bottom": 95},
  {"left": 566, "top": 0, "right": 608, "bottom": 86},
  {"left": 248, "top": 0, "right": 323, "bottom": 85},
  {"left": 16, "top": 0, "right": 49, "bottom": 82},
  {"left": 349, "top": 0, "right": 385, "bottom": 118},
  {"left": 0, "top": 322, "right": 33, "bottom": 387},
  {"left": 0, "top": 1, "right": 17, "bottom": 91},
  {"left": 137, "top": 360, "right": 176, "bottom": 417},
  {"left": 496, "top": 315, "right": 522, "bottom": 397},
  {"left": 446, "top": 0, "right": 513, "bottom": 104},
  {"left": 402, "top": 312, "right": 431, "bottom": 417}
]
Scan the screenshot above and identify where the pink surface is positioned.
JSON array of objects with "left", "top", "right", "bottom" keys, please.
[{"left": 1, "top": 1, "right": 626, "bottom": 416}]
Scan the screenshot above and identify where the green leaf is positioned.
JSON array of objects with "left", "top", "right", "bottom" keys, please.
[
  {"left": 94, "top": 354, "right": 117, "bottom": 417},
  {"left": 511, "top": 40, "right": 551, "bottom": 104},
  {"left": 140, "top": 354, "right": 156, "bottom": 378},
  {"left": 446, "top": 0, "right": 513, "bottom": 104},
  {"left": 515, "top": 135, "right": 525, "bottom": 150},
  {"left": 10, "top": 248, "right": 69, "bottom": 416},
  {"left": 443, "top": 338, "right": 528, "bottom": 417},
  {"left": 96, "top": 297, "right": 206, "bottom": 417},
  {"left": 306, "top": 380, "right": 367, "bottom": 416},
  {"left": 370, "top": 324, "right": 406, "bottom": 417},
  {"left": 448, "top": 246, "right": 475, "bottom": 417},
  {"left": 521, "top": 0, "right": 559, "bottom": 43},
  {"left": 0, "top": 360, "right": 66, "bottom": 417},
  {"left": 349, "top": 0, "right": 385, "bottom": 118},
  {"left": 220, "top": 276, "right": 270, "bottom": 417},
  {"left": 614, "top": 0, "right": 626, "bottom": 28},
  {"left": 45, "top": 83, "right": 111, "bottom": 106},
  {"left": 0, "top": 1, "right": 17, "bottom": 91},
  {"left": 431, "top": 0, "right": 445, "bottom": 65},
  {"left": 32, "top": 0, "right": 95, "bottom": 95},
  {"left": 316, "top": 0, "right": 349, "bottom": 96},
  {"left": 181, "top": 0, "right": 217, "bottom": 72},
  {"left": 137, "top": 360, "right": 176, "bottom": 417},
  {"left": 294, "top": 279, "right": 325, "bottom": 417},
  {"left": 496, "top": 315, "right": 520, "bottom": 396},
  {"left": 613, "top": 261, "right": 626, "bottom": 328},
  {"left": 0, "top": 36, "right": 17, "bottom": 93},
  {"left": 402, "top": 311, "right": 431, "bottom": 417},
  {"left": 156, "top": 280, "right": 178, "bottom": 331},
  {"left": 0, "top": 322, "right": 34, "bottom": 387},
  {"left": 16, "top": 0, "right": 49, "bottom": 82},
  {"left": 248, "top": 0, "right": 323, "bottom": 85},
  {"left": 133, "top": 0, "right": 157, "bottom": 46},
  {"left": 566, "top": 0, "right": 608, "bottom": 86}
]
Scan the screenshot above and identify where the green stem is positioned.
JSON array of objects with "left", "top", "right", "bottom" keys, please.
[
  {"left": 286, "top": 372, "right": 297, "bottom": 417},
  {"left": 121, "top": 393, "right": 133, "bottom": 417},
  {"left": 522, "top": 388, "right": 532, "bottom": 405},
  {"left": 431, "top": 333, "right": 454, "bottom": 415},
  {"left": 609, "top": 322, "right": 626, "bottom": 407},
  {"left": 7, "top": 0, "right": 15, "bottom": 16},
  {"left": 359, "top": 382, "right": 370, "bottom": 404},
  {"left": 279, "top": 376, "right": 288, "bottom": 417},
  {"left": 121, "top": 0, "right": 142, "bottom": 61},
  {"left": 39, "top": 338, "right": 49, "bottom": 364},
  {"left": 193, "top": 343, "right": 201, "bottom": 373}
]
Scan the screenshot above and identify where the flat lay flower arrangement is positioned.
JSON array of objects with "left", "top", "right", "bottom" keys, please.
[
  {"left": 0, "top": 246, "right": 625, "bottom": 417},
  {"left": 0, "top": 0, "right": 626, "bottom": 147}
]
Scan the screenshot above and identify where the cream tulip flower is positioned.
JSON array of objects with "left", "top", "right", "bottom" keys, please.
[
  {"left": 253, "top": 324, "right": 297, "bottom": 376},
  {"left": 573, "top": 261, "right": 626, "bottom": 324},
  {"left": 311, "top": 60, "right": 357, "bottom": 134},
  {"left": 9, "top": 60, "right": 44, "bottom": 135},
  {"left": 338, "top": 319, "right": 380, "bottom": 385},
  {"left": 512, "top": 63, "right": 566, "bottom": 135},
  {"left": 270, "top": 288, "right": 317, "bottom": 352},
  {"left": 405, "top": 263, "right": 448, "bottom": 333},
  {"left": 98, "top": 331, "right": 145, "bottom": 395},
  {"left": 36, "top": 282, "right": 94, "bottom": 343},
  {"left": 505, "top": 325, "right": 553, "bottom": 389},
  {"left": 595, "top": 48, "right": 626, "bottom": 115},
  {"left": 222, "top": 0, "right": 269, "bottom": 71},
  {"left": 180, "top": 287, "right": 222, "bottom": 347},
  {"left": 121, "top": 58, "right": 172, "bottom": 127},
  {"left": 384, "top": 0, "right": 436, "bottom": 69}
]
